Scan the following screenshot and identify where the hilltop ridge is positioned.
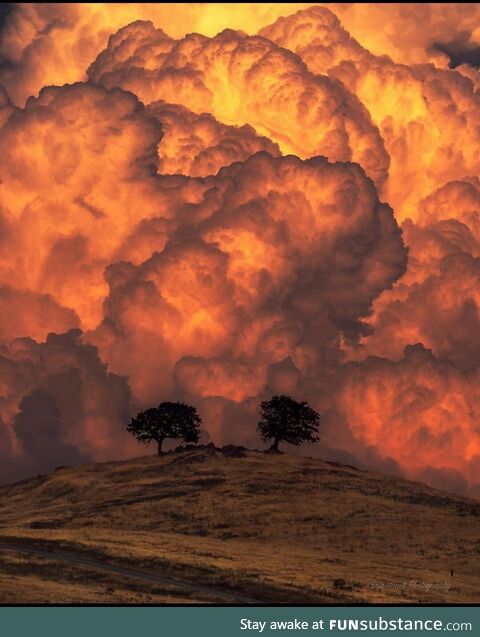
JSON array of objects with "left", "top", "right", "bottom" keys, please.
[{"left": 0, "top": 446, "right": 478, "bottom": 603}]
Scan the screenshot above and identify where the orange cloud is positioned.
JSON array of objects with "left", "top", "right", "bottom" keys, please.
[{"left": 0, "top": 4, "right": 480, "bottom": 496}]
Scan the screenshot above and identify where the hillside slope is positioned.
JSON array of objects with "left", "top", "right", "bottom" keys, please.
[{"left": 0, "top": 445, "right": 479, "bottom": 603}]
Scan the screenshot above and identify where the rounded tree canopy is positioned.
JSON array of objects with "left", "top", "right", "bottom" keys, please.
[
  {"left": 127, "top": 401, "right": 202, "bottom": 453},
  {"left": 257, "top": 394, "right": 320, "bottom": 450}
]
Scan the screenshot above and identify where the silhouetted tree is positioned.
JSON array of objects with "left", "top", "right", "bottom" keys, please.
[
  {"left": 127, "top": 402, "right": 201, "bottom": 454},
  {"left": 257, "top": 394, "right": 320, "bottom": 451}
]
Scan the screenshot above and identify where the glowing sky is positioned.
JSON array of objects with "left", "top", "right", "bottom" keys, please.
[{"left": 1, "top": 3, "right": 480, "bottom": 497}]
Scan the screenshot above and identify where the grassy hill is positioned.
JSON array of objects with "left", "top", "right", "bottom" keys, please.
[{"left": 0, "top": 444, "right": 479, "bottom": 603}]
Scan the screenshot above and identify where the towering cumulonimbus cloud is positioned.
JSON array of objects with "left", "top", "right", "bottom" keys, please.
[
  {"left": 260, "top": 6, "right": 480, "bottom": 220},
  {"left": 343, "top": 178, "right": 480, "bottom": 381},
  {"left": 0, "top": 82, "right": 164, "bottom": 329},
  {"left": 3, "top": 3, "right": 480, "bottom": 108},
  {"left": 88, "top": 153, "right": 405, "bottom": 410},
  {"left": 0, "top": 329, "right": 132, "bottom": 482},
  {"left": 87, "top": 21, "right": 390, "bottom": 188},
  {"left": 147, "top": 101, "right": 281, "bottom": 177},
  {"left": 331, "top": 2, "right": 480, "bottom": 66},
  {"left": 0, "top": 4, "right": 480, "bottom": 496},
  {"left": 0, "top": 3, "right": 320, "bottom": 106},
  {"left": 335, "top": 344, "right": 480, "bottom": 497},
  {"left": 0, "top": 73, "right": 406, "bottom": 480}
]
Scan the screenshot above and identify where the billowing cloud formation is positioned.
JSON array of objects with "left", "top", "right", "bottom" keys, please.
[
  {"left": 0, "top": 74, "right": 405, "bottom": 483},
  {"left": 347, "top": 179, "right": 480, "bottom": 362},
  {"left": 336, "top": 344, "right": 480, "bottom": 498},
  {"left": 89, "top": 152, "right": 405, "bottom": 414},
  {"left": 147, "top": 101, "right": 281, "bottom": 177},
  {"left": 3, "top": 4, "right": 480, "bottom": 108},
  {"left": 0, "top": 286, "right": 78, "bottom": 344},
  {"left": 1, "top": 4, "right": 480, "bottom": 497},
  {"left": 0, "top": 3, "right": 320, "bottom": 105},
  {"left": 0, "top": 82, "right": 162, "bottom": 329},
  {"left": 331, "top": 3, "right": 480, "bottom": 66},
  {"left": 14, "top": 389, "right": 86, "bottom": 473},
  {"left": 0, "top": 329, "right": 131, "bottom": 482},
  {"left": 87, "top": 21, "right": 389, "bottom": 187},
  {"left": 260, "top": 6, "right": 480, "bottom": 220}
]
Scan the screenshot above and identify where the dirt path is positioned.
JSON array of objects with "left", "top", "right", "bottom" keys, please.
[{"left": 0, "top": 543, "right": 258, "bottom": 604}]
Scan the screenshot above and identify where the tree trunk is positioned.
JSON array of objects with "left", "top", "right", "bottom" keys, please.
[
  {"left": 157, "top": 438, "right": 164, "bottom": 455},
  {"left": 269, "top": 439, "right": 279, "bottom": 452}
]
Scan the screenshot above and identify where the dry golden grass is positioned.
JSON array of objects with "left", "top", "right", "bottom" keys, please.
[
  {"left": 0, "top": 446, "right": 479, "bottom": 603},
  {"left": 0, "top": 550, "right": 205, "bottom": 603}
]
